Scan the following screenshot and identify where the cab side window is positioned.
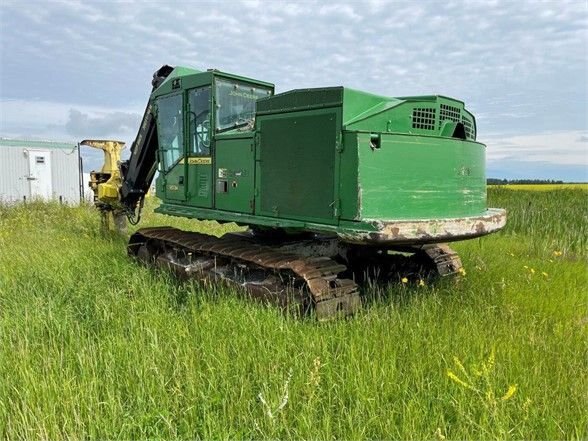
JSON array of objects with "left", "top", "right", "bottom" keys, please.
[
  {"left": 188, "top": 87, "right": 211, "bottom": 156},
  {"left": 156, "top": 93, "right": 184, "bottom": 171}
]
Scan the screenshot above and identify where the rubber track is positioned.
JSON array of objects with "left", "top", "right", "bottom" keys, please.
[
  {"left": 421, "top": 243, "right": 463, "bottom": 276},
  {"left": 129, "top": 226, "right": 361, "bottom": 320}
]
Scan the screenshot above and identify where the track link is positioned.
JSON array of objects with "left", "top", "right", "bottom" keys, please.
[
  {"left": 128, "top": 227, "right": 361, "bottom": 320},
  {"left": 419, "top": 243, "right": 463, "bottom": 276}
]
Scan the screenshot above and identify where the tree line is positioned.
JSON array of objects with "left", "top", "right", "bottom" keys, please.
[{"left": 487, "top": 178, "right": 565, "bottom": 185}]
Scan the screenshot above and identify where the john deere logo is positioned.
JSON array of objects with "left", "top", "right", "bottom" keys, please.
[
  {"left": 458, "top": 166, "right": 471, "bottom": 176},
  {"left": 179, "top": 157, "right": 212, "bottom": 165}
]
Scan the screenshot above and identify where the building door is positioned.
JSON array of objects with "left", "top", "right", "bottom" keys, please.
[{"left": 27, "top": 150, "right": 52, "bottom": 199}]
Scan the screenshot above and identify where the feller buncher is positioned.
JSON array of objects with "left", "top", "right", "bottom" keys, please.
[{"left": 85, "top": 65, "right": 506, "bottom": 320}]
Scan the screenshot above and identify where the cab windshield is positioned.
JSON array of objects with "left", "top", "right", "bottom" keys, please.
[{"left": 215, "top": 79, "right": 272, "bottom": 131}]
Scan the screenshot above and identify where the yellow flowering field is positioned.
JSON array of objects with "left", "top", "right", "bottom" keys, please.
[{"left": 490, "top": 183, "right": 588, "bottom": 191}]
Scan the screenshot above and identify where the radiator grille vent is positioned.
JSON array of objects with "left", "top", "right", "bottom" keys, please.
[
  {"left": 439, "top": 104, "right": 461, "bottom": 128},
  {"left": 412, "top": 107, "right": 436, "bottom": 130},
  {"left": 198, "top": 174, "right": 209, "bottom": 197},
  {"left": 461, "top": 116, "right": 475, "bottom": 140}
]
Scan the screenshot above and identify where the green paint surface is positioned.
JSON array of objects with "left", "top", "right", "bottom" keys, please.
[
  {"left": 256, "top": 108, "right": 339, "bottom": 223},
  {"left": 187, "top": 163, "right": 213, "bottom": 208},
  {"left": 215, "top": 137, "right": 255, "bottom": 213},
  {"left": 161, "top": 163, "right": 185, "bottom": 202},
  {"left": 149, "top": 66, "right": 493, "bottom": 237},
  {"left": 357, "top": 133, "right": 486, "bottom": 220}
]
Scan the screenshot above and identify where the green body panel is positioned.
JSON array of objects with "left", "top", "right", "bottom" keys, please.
[
  {"left": 355, "top": 133, "right": 486, "bottom": 219},
  {"left": 339, "top": 132, "right": 360, "bottom": 220},
  {"left": 343, "top": 92, "right": 476, "bottom": 140},
  {"left": 156, "top": 162, "right": 213, "bottom": 207},
  {"left": 187, "top": 163, "right": 213, "bottom": 208},
  {"left": 215, "top": 135, "right": 255, "bottom": 213},
  {"left": 163, "top": 162, "right": 186, "bottom": 201},
  {"left": 255, "top": 87, "right": 343, "bottom": 115},
  {"left": 342, "top": 88, "right": 402, "bottom": 127},
  {"left": 149, "top": 66, "right": 492, "bottom": 243},
  {"left": 256, "top": 107, "right": 340, "bottom": 224},
  {"left": 156, "top": 201, "right": 378, "bottom": 233}
]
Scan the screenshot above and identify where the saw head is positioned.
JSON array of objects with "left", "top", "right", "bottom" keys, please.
[{"left": 82, "top": 139, "right": 127, "bottom": 232}]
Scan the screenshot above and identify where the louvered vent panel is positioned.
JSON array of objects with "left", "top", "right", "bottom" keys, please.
[
  {"left": 411, "top": 107, "right": 436, "bottom": 130},
  {"left": 439, "top": 103, "right": 461, "bottom": 128},
  {"left": 461, "top": 116, "right": 476, "bottom": 140}
]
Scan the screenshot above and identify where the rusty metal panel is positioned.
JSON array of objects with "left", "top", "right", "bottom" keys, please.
[{"left": 337, "top": 208, "right": 507, "bottom": 245}]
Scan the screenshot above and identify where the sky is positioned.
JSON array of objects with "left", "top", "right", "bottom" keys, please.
[{"left": 0, "top": 0, "right": 587, "bottom": 181}]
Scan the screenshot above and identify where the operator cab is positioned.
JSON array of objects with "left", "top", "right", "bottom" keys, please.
[{"left": 150, "top": 67, "right": 273, "bottom": 208}]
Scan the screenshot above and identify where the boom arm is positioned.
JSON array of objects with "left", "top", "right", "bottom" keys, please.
[
  {"left": 119, "top": 65, "right": 174, "bottom": 219},
  {"left": 86, "top": 65, "right": 174, "bottom": 226}
]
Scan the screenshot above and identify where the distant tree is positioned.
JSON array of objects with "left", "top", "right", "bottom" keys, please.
[
  {"left": 487, "top": 178, "right": 509, "bottom": 185},
  {"left": 487, "top": 178, "right": 564, "bottom": 185}
]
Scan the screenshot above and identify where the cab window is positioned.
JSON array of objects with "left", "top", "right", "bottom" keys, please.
[
  {"left": 188, "top": 87, "right": 211, "bottom": 155},
  {"left": 156, "top": 93, "right": 184, "bottom": 170},
  {"left": 215, "top": 79, "right": 272, "bottom": 131}
]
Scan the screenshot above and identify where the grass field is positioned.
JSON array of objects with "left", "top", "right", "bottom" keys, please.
[{"left": 0, "top": 187, "right": 586, "bottom": 439}]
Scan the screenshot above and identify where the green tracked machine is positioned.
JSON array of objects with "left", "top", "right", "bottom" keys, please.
[{"left": 85, "top": 65, "right": 506, "bottom": 320}]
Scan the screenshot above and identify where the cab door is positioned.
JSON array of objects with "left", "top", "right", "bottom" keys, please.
[
  {"left": 156, "top": 93, "right": 186, "bottom": 202},
  {"left": 186, "top": 86, "right": 213, "bottom": 208}
]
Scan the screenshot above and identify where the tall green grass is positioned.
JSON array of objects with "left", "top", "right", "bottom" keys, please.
[
  {"left": 0, "top": 189, "right": 586, "bottom": 439},
  {"left": 488, "top": 187, "right": 587, "bottom": 256}
]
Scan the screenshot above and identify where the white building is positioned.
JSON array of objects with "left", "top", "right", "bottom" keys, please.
[
  {"left": 0, "top": 138, "right": 82, "bottom": 203},
  {"left": 82, "top": 172, "right": 95, "bottom": 202}
]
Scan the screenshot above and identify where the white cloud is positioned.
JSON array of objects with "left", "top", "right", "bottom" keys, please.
[
  {"left": 318, "top": 4, "right": 361, "bottom": 21},
  {"left": 0, "top": 99, "right": 141, "bottom": 144},
  {"left": 484, "top": 131, "right": 588, "bottom": 166},
  {"left": 1, "top": 0, "right": 587, "bottom": 178}
]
